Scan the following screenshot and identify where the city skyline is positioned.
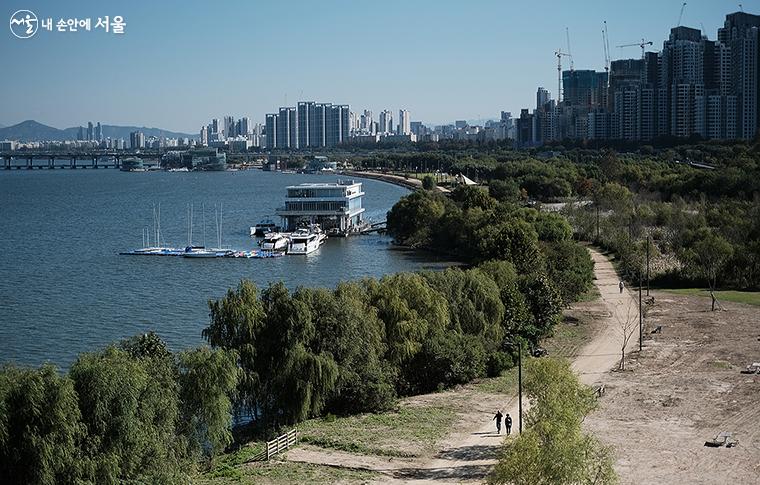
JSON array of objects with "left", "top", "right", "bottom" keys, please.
[{"left": 1, "top": 1, "right": 739, "bottom": 132}]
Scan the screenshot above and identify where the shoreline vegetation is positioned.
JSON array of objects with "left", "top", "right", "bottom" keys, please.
[{"left": 4, "top": 140, "right": 759, "bottom": 483}]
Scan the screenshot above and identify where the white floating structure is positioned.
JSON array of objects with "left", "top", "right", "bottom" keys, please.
[{"left": 276, "top": 180, "right": 365, "bottom": 234}]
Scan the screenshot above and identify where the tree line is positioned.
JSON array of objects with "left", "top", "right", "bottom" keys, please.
[{"left": 0, "top": 333, "right": 238, "bottom": 484}]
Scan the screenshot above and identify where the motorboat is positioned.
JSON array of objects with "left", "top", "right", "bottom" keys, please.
[
  {"left": 260, "top": 232, "right": 289, "bottom": 251},
  {"left": 287, "top": 224, "right": 327, "bottom": 255}
]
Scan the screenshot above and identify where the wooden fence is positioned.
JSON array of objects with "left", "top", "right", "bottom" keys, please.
[{"left": 265, "top": 429, "right": 298, "bottom": 460}]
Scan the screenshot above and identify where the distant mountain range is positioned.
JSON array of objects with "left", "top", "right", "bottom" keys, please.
[{"left": 0, "top": 120, "right": 197, "bottom": 142}]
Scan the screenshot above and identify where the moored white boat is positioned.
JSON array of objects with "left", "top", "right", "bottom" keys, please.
[
  {"left": 286, "top": 225, "right": 327, "bottom": 255},
  {"left": 260, "top": 232, "right": 290, "bottom": 251}
]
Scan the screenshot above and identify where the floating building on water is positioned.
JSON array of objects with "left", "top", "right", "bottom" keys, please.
[
  {"left": 276, "top": 180, "right": 365, "bottom": 233},
  {"left": 180, "top": 148, "right": 227, "bottom": 171}
]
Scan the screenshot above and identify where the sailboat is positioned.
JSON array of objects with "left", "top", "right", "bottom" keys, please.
[
  {"left": 127, "top": 203, "right": 180, "bottom": 255},
  {"left": 183, "top": 203, "right": 232, "bottom": 258}
]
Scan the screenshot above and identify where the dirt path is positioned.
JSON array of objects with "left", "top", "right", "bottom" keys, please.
[{"left": 287, "top": 247, "right": 637, "bottom": 483}]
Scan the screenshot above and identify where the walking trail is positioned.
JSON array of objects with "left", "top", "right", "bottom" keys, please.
[{"left": 286, "top": 247, "right": 639, "bottom": 483}]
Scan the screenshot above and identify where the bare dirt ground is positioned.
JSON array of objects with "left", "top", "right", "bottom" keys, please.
[
  {"left": 584, "top": 290, "right": 760, "bottom": 484},
  {"left": 286, "top": 248, "right": 635, "bottom": 483}
]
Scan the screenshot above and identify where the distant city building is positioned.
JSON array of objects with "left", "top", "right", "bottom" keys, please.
[
  {"left": 223, "top": 116, "right": 235, "bottom": 138},
  {"left": 200, "top": 125, "right": 208, "bottom": 146},
  {"left": 379, "top": 110, "right": 393, "bottom": 134},
  {"left": 515, "top": 10, "right": 760, "bottom": 145},
  {"left": 266, "top": 101, "right": 350, "bottom": 150},
  {"left": 398, "top": 109, "right": 411, "bottom": 135},
  {"left": 87, "top": 122, "right": 94, "bottom": 141},
  {"left": 0, "top": 140, "right": 17, "bottom": 151},
  {"left": 129, "top": 131, "right": 145, "bottom": 149},
  {"left": 95, "top": 122, "right": 102, "bottom": 142}
]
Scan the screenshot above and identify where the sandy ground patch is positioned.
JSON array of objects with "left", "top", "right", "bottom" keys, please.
[{"left": 585, "top": 291, "right": 760, "bottom": 484}]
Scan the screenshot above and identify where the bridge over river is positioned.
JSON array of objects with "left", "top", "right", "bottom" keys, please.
[{"left": 2, "top": 150, "right": 162, "bottom": 169}]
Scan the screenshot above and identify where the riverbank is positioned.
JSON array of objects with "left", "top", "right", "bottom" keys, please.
[
  {"left": 343, "top": 170, "right": 423, "bottom": 190},
  {"left": 197, "top": 247, "right": 631, "bottom": 484}
]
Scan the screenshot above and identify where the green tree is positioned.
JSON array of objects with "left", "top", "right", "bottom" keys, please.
[
  {"left": 70, "top": 346, "right": 183, "bottom": 484},
  {"left": 0, "top": 365, "right": 83, "bottom": 485},
  {"left": 489, "top": 358, "right": 616, "bottom": 485},
  {"left": 519, "top": 273, "right": 563, "bottom": 343},
  {"left": 477, "top": 260, "right": 532, "bottom": 338},
  {"left": 451, "top": 185, "right": 497, "bottom": 211},
  {"left": 476, "top": 219, "right": 543, "bottom": 272},
  {"left": 365, "top": 273, "right": 449, "bottom": 393},
  {"left": 204, "top": 280, "right": 266, "bottom": 416},
  {"left": 690, "top": 231, "right": 734, "bottom": 311},
  {"left": 259, "top": 282, "right": 339, "bottom": 425},
  {"left": 489, "top": 179, "right": 521, "bottom": 203},
  {"left": 386, "top": 190, "right": 449, "bottom": 248},
  {"left": 423, "top": 268, "right": 504, "bottom": 339},
  {"left": 301, "top": 283, "right": 395, "bottom": 414},
  {"left": 178, "top": 347, "right": 239, "bottom": 459},
  {"left": 421, "top": 174, "right": 436, "bottom": 190},
  {"left": 542, "top": 241, "right": 594, "bottom": 304}
]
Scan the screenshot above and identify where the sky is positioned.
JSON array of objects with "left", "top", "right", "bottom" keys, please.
[{"left": 0, "top": 0, "right": 748, "bottom": 133}]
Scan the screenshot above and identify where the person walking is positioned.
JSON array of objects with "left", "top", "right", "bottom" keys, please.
[
  {"left": 619, "top": 281, "right": 624, "bottom": 294},
  {"left": 493, "top": 410, "right": 503, "bottom": 434},
  {"left": 505, "top": 413, "right": 512, "bottom": 435}
]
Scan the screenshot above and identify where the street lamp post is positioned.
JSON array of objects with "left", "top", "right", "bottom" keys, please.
[
  {"left": 639, "top": 271, "right": 643, "bottom": 351},
  {"left": 518, "top": 340, "right": 523, "bottom": 433}
]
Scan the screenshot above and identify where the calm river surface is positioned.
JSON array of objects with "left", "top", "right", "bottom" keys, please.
[{"left": 0, "top": 169, "right": 448, "bottom": 369}]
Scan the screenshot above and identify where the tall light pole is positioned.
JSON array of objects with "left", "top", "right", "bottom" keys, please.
[
  {"left": 518, "top": 340, "right": 523, "bottom": 433},
  {"left": 639, "top": 271, "right": 643, "bottom": 351},
  {"left": 646, "top": 235, "right": 651, "bottom": 296}
]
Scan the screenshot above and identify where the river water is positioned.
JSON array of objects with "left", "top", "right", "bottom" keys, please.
[{"left": 0, "top": 170, "right": 447, "bottom": 369}]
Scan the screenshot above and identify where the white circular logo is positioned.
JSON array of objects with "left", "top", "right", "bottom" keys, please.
[{"left": 10, "top": 10, "right": 38, "bottom": 39}]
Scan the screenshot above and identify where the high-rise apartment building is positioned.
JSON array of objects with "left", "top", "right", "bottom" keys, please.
[
  {"left": 536, "top": 87, "right": 550, "bottom": 109},
  {"left": 718, "top": 12, "right": 760, "bottom": 139},
  {"left": 266, "top": 101, "right": 350, "bottom": 149},
  {"left": 379, "top": 110, "right": 393, "bottom": 134},
  {"left": 129, "top": 131, "right": 145, "bottom": 149},
  {"left": 398, "top": 109, "right": 411, "bottom": 135},
  {"left": 200, "top": 125, "right": 208, "bottom": 146}
]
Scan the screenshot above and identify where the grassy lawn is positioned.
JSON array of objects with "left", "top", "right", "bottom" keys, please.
[
  {"left": 197, "top": 442, "right": 378, "bottom": 484},
  {"left": 298, "top": 404, "right": 457, "bottom": 458},
  {"left": 473, "top": 367, "right": 518, "bottom": 395},
  {"left": 575, "top": 285, "right": 601, "bottom": 303},
  {"left": 198, "top": 460, "right": 378, "bottom": 484},
  {"left": 662, "top": 288, "right": 760, "bottom": 307}
]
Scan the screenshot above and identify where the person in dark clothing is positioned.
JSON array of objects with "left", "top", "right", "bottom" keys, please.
[
  {"left": 505, "top": 413, "right": 512, "bottom": 435},
  {"left": 493, "top": 410, "right": 503, "bottom": 434}
]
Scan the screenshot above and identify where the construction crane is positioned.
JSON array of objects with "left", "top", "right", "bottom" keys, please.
[
  {"left": 616, "top": 39, "right": 654, "bottom": 59},
  {"left": 678, "top": 2, "right": 687, "bottom": 26},
  {"left": 554, "top": 49, "right": 572, "bottom": 103},
  {"left": 565, "top": 27, "right": 575, "bottom": 71},
  {"left": 602, "top": 21, "right": 611, "bottom": 108}
]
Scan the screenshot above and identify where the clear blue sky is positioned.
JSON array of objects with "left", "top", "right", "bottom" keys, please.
[{"left": 0, "top": 0, "right": 745, "bottom": 133}]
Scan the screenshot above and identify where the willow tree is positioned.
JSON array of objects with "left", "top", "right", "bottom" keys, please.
[
  {"left": 204, "top": 279, "right": 266, "bottom": 417},
  {"left": 70, "top": 346, "right": 183, "bottom": 484},
  {"left": 0, "top": 365, "right": 83, "bottom": 485},
  {"left": 258, "top": 282, "right": 338, "bottom": 426},
  {"left": 178, "top": 347, "right": 239, "bottom": 459}
]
